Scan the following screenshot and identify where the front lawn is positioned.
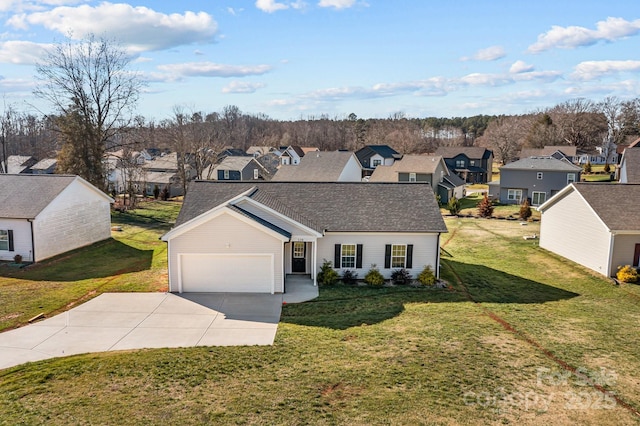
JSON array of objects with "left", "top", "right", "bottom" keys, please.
[
  {"left": 0, "top": 200, "right": 181, "bottom": 331},
  {"left": 1, "top": 215, "right": 639, "bottom": 424}
]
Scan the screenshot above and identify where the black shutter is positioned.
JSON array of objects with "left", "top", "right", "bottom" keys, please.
[
  {"left": 8, "top": 230, "right": 14, "bottom": 252},
  {"left": 384, "top": 244, "right": 391, "bottom": 269},
  {"left": 334, "top": 244, "right": 341, "bottom": 268},
  {"left": 406, "top": 244, "right": 413, "bottom": 269},
  {"left": 356, "top": 244, "right": 363, "bottom": 269}
]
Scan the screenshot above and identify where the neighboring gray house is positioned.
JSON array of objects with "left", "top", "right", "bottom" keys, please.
[
  {"left": 30, "top": 158, "right": 58, "bottom": 174},
  {"left": 538, "top": 183, "right": 640, "bottom": 277},
  {"left": 489, "top": 156, "right": 582, "bottom": 206},
  {"left": 435, "top": 147, "right": 493, "bottom": 184},
  {"left": 210, "top": 156, "right": 270, "bottom": 181},
  {"left": 368, "top": 155, "right": 465, "bottom": 203},
  {"left": 618, "top": 148, "right": 640, "bottom": 183},
  {"left": 161, "top": 182, "right": 447, "bottom": 293},
  {"left": 518, "top": 146, "right": 577, "bottom": 162},
  {"left": 355, "top": 145, "right": 402, "bottom": 176},
  {"left": 0, "top": 175, "right": 113, "bottom": 263},
  {"left": 140, "top": 152, "right": 191, "bottom": 197},
  {"left": 272, "top": 151, "right": 362, "bottom": 182}
]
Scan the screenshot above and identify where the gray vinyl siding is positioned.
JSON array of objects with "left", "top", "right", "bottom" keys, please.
[
  {"left": 500, "top": 169, "right": 576, "bottom": 205},
  {"left": 610, "top": 234, "right": 640, "bottom": 272},
  {"left": 539, "top": 190, "right": 613, "bottom": 276},
  {"left": 316, "top": 232, "right": 440, "bottom": 279},
  {"left": 168, "top": 212, "right": 284, "bottom": 292}
]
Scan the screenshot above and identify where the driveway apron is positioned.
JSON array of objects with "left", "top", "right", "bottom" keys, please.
[{"left": 0, "top": 292, "right": 282, "bottom": 370}]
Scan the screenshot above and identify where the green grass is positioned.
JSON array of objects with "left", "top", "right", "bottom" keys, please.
[
  {"left": 445, "top": 192, "right": 541, "bottom": 220},
  {"left": 583, "top": 174, "right": 614, "bottom": 182},
  {"left": 1, "top": 214, "right": 640, "bottom": 424},
  {"left": 0, "top": 201, "right": 181, "bottom": 331}
]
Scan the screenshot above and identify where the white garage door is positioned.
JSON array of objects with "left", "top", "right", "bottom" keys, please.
[{"left": 179, "top": 254, "right": 274, "bottom": 293}]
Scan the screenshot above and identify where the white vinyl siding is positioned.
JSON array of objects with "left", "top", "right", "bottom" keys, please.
[
  {"left": 610, "top": 235, "right": 640, "bottom": 273},
  {"left": 316, "top": 232, "right": 439, "bottom": 279},
  {"left": 539, "top": 190, "right": 613, "bottom": 276},
  {"left": 167, "top": 211, "right": 284, "bottom": 293},
  {"left": 337, "top": 155, "right": 365, "bottom": 182},
  {"left": 0, "top": 219, "right": 31, "bottom": 262},
  {"left": 33, "top": 180, "right": 111, "bottom": 262}
]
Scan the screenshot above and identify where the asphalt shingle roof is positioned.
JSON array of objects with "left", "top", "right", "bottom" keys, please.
[
  {"left": 572, "top": 183, "right": 640, "bottom": 231},
  {"left": 501, "top": 156, "right": 582, "bottom": 172},
  {"left": 621, "top": 148, "right": 640, "bottom": 183},
  {"left": 435, "top": 146, "right": 492, "bottom": 160},
  {"left": 0, "top": 174, "right": 77, "bottom": 219},
  {"left": 175, "top": 181, "right": 447, "bottom": 233},
  {"left": 272, "top": 151, "right": 359, "bottom": 181},
  {"left": 369, "top": 155, "right": 445, "bottom": 182}
]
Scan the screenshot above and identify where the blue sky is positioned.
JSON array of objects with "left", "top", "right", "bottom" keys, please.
[{"left": 1, "top": 0, "right": 639, "bottom": 121}]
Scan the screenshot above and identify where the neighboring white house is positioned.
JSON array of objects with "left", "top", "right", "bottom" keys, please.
[
  {"left": 161, "top": 182, "right": 447, "bottom": 294},
  {"left": 272, "top": 151, "right": 363, "bottom": 182},
  {"left": 618, "top": 148, "right": 640, "bottom": 184},
  {"left": 0, "top": 175, "right": 113, "bottom": 263},
  {"left": 537, "top": 183, "right": 640, "bottom": 277}
]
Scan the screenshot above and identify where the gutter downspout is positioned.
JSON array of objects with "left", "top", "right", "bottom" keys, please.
[
  {"left": 436, "top": 233, "right": 442, "bottom": 279},
  {"left": 27, "top": 219, "right": 35, "bottom": 262}
]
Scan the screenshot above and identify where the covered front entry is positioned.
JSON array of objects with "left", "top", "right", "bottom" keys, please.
[
  {"left": 291, "top": 241, "right": 306, "bottom": 273},
  {"left": 179, "top": 253, "right": 274, "bottom": 293}
]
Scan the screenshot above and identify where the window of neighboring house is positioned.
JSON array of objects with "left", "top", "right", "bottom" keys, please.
[
  {"left": 281, "top": 157, "right": 290, "bottom": 165},
  {"left": 532, "top": 191, "right": 546, "bottom": 206},
  {"left": 537, "top": 172, "right": 543, "bottom": 180},
  {"left": 409, "top": 172, "right": 417, "bottom": 182},
  {"left": 391, "top": 244, "right": 406, "bottom": 268},
  {"left": 372, "top": 159, "right": 382, "bottom": 167},
  {"left": 567, "top": 173, "right": 576, "bottom": 184},
  {"left": 341, "top": 244, "right": 356, "bottom": 268},
  {"left": 456, "top": 160, "right": 465, "bottom": 168},
  {"left": 469, "top": 160, "right": 476, "bottom": 166},
  {"left": 0, "top": 230, "right": 7, "bottom": 251},
  {"left": 507, "top": 189, "right": 523, "bottom": 202},
  {"left": 253, "top": 168, "right": 259, "bottom": 179},
  {"left": 223, "top": 169, "right": 230, "bottom": 179}
]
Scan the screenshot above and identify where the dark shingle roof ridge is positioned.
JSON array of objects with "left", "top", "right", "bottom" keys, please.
[{"left": 228, "top": 204, "right": 292, "bottom": 238}]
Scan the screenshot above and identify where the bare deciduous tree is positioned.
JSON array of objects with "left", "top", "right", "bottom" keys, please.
[{"left": 34, "top": 34, "right": 144, "bottom": 189}]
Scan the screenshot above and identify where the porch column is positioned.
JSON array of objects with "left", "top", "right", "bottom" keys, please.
[{"left": 312, "top": 239, "right": 317, "bottom": 286}]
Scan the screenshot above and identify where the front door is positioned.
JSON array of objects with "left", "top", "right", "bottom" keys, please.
[
  {"left": 292, "top": 242, "right": 306, "bottom": 273},
  {"left": 634, "top": 244, "right": 640, "bottom": 267}
]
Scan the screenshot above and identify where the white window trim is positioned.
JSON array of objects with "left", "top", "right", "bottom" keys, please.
[
  {"left": 507, "top": 189, "right": 523, "bottom": 202},
  {"left": 372, "top": 159, "right": 382, "bottom": 167},
  {"left": 391, "top": 244, "right": 407, "bottom": 268},
  {"left": 536, "top": 172, "right": 543, "bottom": 180},
  {"left": 567, "top": 173, "right": 576, "bottom": 184},
  {"left": 0, "top": 230, "right": 7, "bottom": 251},
  {"left": 293, "top": 242, "right": 305, "bottom": 258},
  {"left": 409, "top": 172, "right": 416, "bottom": 182},
  {"left": 531, "top": 191, "right": 546, "bottom": 206},
  {"left": 341, "top": 244, "right": 356, "bottom": 268},
  {"left": 223, "top": 169, "right": 230, "bottom": 179},
  {"left": 253, "top": 168, "right": 259, "bottom": 179}
]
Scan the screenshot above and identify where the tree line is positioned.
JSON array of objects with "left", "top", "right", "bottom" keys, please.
[{"left": 1, "top": 35, "right": 639, "bottom": 191}]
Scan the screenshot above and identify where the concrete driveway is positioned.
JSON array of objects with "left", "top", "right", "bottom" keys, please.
[{"left": 0, "top": 292, "right": 283, "bottom": 370}]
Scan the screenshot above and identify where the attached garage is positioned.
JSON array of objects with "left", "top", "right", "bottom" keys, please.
[{"left": 179, "top": 253, "right": 274, "bottom": 293}]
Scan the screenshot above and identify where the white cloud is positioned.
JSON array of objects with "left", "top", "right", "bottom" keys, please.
[
  {"left": 7, "top": 2, "right": 217, "bottom": 52},
  {"left": 0, "top": 40, "right": 52, "bottom": 64},
  {"left": 462, "top": 45, "right": 506, "bottom": 61},
  {"left": 318, "top": 0, "right": 356, "bottom": 9},
  {"left": 460, "top": 73, "right": 511, "bottom": 86},
  {"left": 0, "top": 75, "right": 35, "bottom": 92},
  {"left": 255, "top": 0, "right": 289, "bottom": 13},
  {"left": 509, "top": 60, "right": 534, "bottom": 74},
  {"left": 222, "top": 81, "right": 266, "bottom": 94},
  {"left": 528, "top": 17, "right": 640, "bottom": 53},
  {"left": 157, "top": 62, "right": 272, "bottom": 78},
  {"left": 572, "top": 60, "right": 640, "bottom": 80}
]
